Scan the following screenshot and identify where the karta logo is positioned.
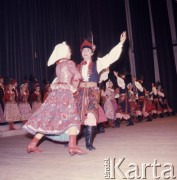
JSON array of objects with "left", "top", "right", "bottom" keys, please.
[{"left": 104, "top": 158, "right": 176, "bottom": 179}]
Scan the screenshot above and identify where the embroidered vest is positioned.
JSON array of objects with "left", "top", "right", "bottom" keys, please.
[
  {"left": 137, "top": 89, "right": 145, "bottom": 96},
  {"left": 89, "top": 62, "right": 99, "bottom": 82},
  {"left": 78, "top": 61, "right": 99, "bottom": 83},
  {"left": 120, "top": 86, "right": 127, "bottom": 94}
]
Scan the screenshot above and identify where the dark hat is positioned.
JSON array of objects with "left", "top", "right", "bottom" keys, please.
[
  {"left": 24, "top": 80, "right": 29, "bottom": 84},
  {"left": 80, "top": 40, "right": 96, "bottom": 52},
  {"left": 10, "top": 79, "right": 17, "bottom": 85}
]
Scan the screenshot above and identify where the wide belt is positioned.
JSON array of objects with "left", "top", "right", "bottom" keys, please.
[{"left": 79, "top": 82, "right": 97, "bottom": 88}]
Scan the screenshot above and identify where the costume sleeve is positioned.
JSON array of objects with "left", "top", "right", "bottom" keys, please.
[
  {"left": 68, "top": 61, "right": 81, "bottom": 81},
  {"left": 116, "top": 76, "right": 125, "bottom": 89},
  {"left": 96, "top": 42, "right": 123, "bottom": 73},
  {"left": 152, "top": 87, "right": 157, "bottom": 95},
  {"left": 68, "top": 61, "right": 81, "bottom": 92},
  {"left": 135, "top": 81, "right": 144, "bottom": 92},
  {"left": 98, "top": 68, "right": 110, "bottom": 84},
  {"left": 157, "top": 91, "right": 165, "bottom": 97}
]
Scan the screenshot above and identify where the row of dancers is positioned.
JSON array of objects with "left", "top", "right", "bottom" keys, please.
[
  {"left": 97, "top": 72, "right": 175, "bottom": 132},
  {"left": 0, "top": 76, "right": 51, "bottom": 130}
]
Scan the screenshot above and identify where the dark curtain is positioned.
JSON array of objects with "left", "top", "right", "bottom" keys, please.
[
  {"left": 0, "top": 0, "right": 128, "bottom": 89},
  {"left": 129, "top": 0, "right": 155, "bottom": 90},
  {"left": 150, "top": 0, "right": 177, "bottom": 110},
  {"left": 172, "top": 0, "right": 177, "bottom": 38}
]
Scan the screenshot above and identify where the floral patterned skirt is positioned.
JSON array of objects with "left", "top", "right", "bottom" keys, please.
[
  {"left": 23, "top": 88, "right": 81, "bottom": 142},
  {"left": 77, "top": 86, "right": 100, "bottom": 124},
  {"left": 104, "top": 98, "right": 118, "bottom": 120},
  {"left": 19, "top": 103, "right": 32, "bottom": 121},
  {"left": 4, "top": 102, "right": 21, "bottom": 122}
]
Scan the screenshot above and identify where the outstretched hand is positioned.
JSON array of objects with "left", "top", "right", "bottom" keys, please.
[{"left": 120, "top": 31, "right": 127, "bottom": 44}]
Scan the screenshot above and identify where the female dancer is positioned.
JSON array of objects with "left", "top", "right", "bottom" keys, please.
[{"left": 23, "top": 42, "right": 86, "bottom": 156}]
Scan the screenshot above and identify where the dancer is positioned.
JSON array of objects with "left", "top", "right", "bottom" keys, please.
[
  {"left": 3, "top": 82, "right": 21, "bottom": 130},
  {"left": 134, "top": 77, "right": 152, "bottom": 122},
  {"left": 114, "top": 71, "right": 134, "bottom": 126},
  {"left": 103, "top": 80, "right": 118, "bottom": 128},
  {"left": 23, "top": 42, "right": 86, "bottom": 156},
  {"left": 77, "top": 31, "right": 126, "bottom": 150},
  {"left": 30, "top": 84, "right": 42, "bottom": 114},
  {"left": 18, "top": 83, "right": 32, "bottom": 124}
]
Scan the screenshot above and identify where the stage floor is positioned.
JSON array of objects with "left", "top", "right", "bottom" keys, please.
[{"left": 0, "top": 116, "right": 177, "bottom": 180}]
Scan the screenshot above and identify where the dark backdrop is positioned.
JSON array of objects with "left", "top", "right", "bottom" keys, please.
[{"left": 0, "top": 0, "right": 127, "bottom": 85}]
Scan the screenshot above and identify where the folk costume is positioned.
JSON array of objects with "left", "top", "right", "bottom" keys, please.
[
  {"left": 103, "top": 80, "right": 118, "bottom": 128},
  {"left": 23, "top": 42, "right": 86, "bottom": 156},
  {"left": 135, "top": 79, "right": 153, "bottom": 121},
  {"left": 18, "top": 84, "right": 32, "bottom": 123},
  {"left": 3, "top": 83, "right": 21, "bottom": 130},
  {"left": 30, "top": 85, "right": 42, "bottom": 114},
  {"left": 151, "top": 83, "right": 164, "bottom": 118},
  {"left": 77, "top": 32, "right": 126, "bottom": 150},
  {"left": 127, "top": 83, "right": 138, "bottom": 122},
  {"left": 114, "top": 72, "right": 134, "bottom": 126}
]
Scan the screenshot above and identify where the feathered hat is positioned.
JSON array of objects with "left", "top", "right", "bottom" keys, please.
[{"left": 80, "top": 32, "right": 96, "bottom": 52}]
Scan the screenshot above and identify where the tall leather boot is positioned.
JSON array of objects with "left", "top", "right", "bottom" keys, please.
[
  {"left": 97, "top": 123, "right": 105, "bottom": 134},
  {"left": 115, "top": 118, "right": 120, "bottom": 128},
  {"left": 146, "top": 115, "right": 152, "bottom": 122},
  {"left": 27, "top": 137, "right": 43, "bottom": 153},
  {"left": 85, "top": 126, "right": 96, "bottom": 150},
  {"left": 171, "top": 111, "right": 175, "bottom": 116},
  {"left": 126, "top": 118, "right": 134, "bottom": 126},
  {"left": 152, "top": 113, "right": 157, "bottom": 119},
  {"left": 159, "top": 113, "right": 164, "bottom": 118},
  {"left": 68, "top": 135, "right": 87, "bottom": 156},
  {"left": 137, "top": 116, "right": 142, "bottom": 122},
  {"left": 165, "top": 112, "right": 170, "bottom": 117}
]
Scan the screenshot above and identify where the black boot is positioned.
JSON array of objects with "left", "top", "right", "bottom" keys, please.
[
  {"left": 126, "top": 118, "right": 134, "bottom": 126},
  {"left": 137, "top": 116, "right": 142, "bottom": 122},
  {"left": 165, "top": 112, "right": 170, "bottom": 117},
  {"left": 77, "top": 125, "right": 86, "bottom": 139},
  {"left": 115, "top": 118, "right": 120, "bottom": 128},
  {"left": 85, "top": 126, "right": 96, "bottom": 151},
  {"left": 170, "top": 111, "right": 175, "bottom": 116},
  {"left": 159, "top": 113, "right": 164, "bottom": 118},
  {"left": 152, "top": 113, "right": 157, "bottom": 119},
  {"left": 146, "top": 115, "right": 152, "bottom": 122},
  {"left": 97, "top": 123, "right": 105, "bottom": 134}
]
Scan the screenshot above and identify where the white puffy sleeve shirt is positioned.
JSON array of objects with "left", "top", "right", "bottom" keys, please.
[{"left": 96, "top": 42, "right": 123, "bottom": 74}]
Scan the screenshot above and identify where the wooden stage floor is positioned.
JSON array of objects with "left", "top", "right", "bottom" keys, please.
[{"left": 0, "top": 116, "right": 177, "bottom": 180}]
